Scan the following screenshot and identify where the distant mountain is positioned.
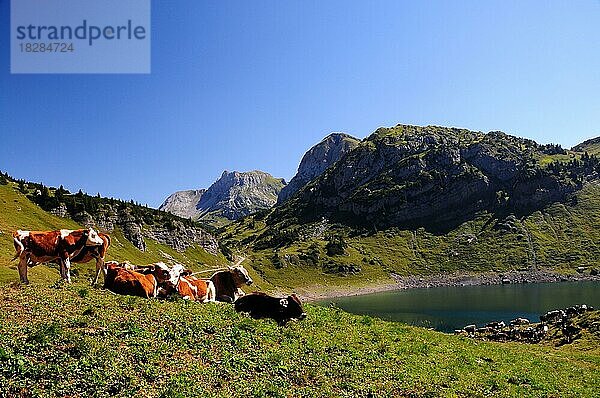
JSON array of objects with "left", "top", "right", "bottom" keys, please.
[
  {"left": 572, "top": 136, "right": 600, "bottom": 154},
  {"left": 159, "top": 189, "right": 206, "bottom": 219},
  {"left": 160, "top": 170, "right": 286, "bottom": 225},
  {"left": 277, "top": 133, "right": 360, "bottom": 204}
]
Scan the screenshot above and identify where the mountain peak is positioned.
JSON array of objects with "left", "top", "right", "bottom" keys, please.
[
  {"left": 160, "top": 170, "right": 285, "bottom": 225},
  {"left": 277, "top": 132, "right": 360, "bottom": 204}
]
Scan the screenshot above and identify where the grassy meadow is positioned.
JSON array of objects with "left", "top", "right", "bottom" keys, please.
[
  {"left": 0, "top": 283, "right": 598, "bottom": 397},
  {"left": 1, "top": 177, "right": 600, "bottom": 397}
]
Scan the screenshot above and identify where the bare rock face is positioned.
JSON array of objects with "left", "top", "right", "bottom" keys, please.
[
  {"left": 58, "top": 202, "right": 219, "bottom": 254},
  {"left": 277, "top": 133, "right": 360, "bottom": 204},
  {"left": 197, "top": 170, "right": 286, "bottom": 220},
  {"left": 159, "top": 170, "right": 286, "bottom": 222},
  {"left": 49, "top": 203, "right": 68, "bottom": 218},
  {"left": 158, "top": 189, "right": 206, "bottom": 219},
  {"left": 144, "top": 222, "right": 218, "bottom": 254}
]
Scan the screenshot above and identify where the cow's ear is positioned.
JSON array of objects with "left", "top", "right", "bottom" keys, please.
[{"left": 279, "top": 298, "right": 288, "bottom": 308}]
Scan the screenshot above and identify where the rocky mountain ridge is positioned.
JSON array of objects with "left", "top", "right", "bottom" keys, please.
[
  {"left": 277, "top": 133, "right": 360, "bottom": 204},
  {"left": 159, "top": 189, "right": 206, "bottom": 219},
  {"left": 4, "top": 177, "right": 220, "bottom": 255},
  {"left": 272, "top": 124, "right": 600, "bottom": 232},
  {"left": 160, "top": 170, "right": 286, "bottom": 224},
  {"left": 70, "top": 204, "right": 218, "bottom": 254}
]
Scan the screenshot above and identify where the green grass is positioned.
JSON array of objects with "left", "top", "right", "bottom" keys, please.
[
  {"left": 0, "top": 283, "right": 598, "bottom": 397},
  {"left": 0, "top": 184, "right": 227, "bottom": 286}
]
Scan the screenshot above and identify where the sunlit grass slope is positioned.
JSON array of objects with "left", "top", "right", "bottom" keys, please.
[
  {"left": 222, "top": 182, "right": 600, "bottom": 293},
  {"left": 0, "top": 283, "right": 598, "bottom": 397},
  {"left": 0, "top": 184, "right": 228, "bottom": 286}
]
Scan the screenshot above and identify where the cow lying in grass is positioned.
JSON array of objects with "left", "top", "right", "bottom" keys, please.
[
  {"left": 160, "top": 268, "right": 216, "bottom": 302},
  {"left": 103, "top": 261, "right": 216, "bottom": 302},
  {"left": 103, "top": 261, "right": 183, "bottom": 299},
  {"left": 209, "top": 265, "right": 253, "bottom": 303},
  {"left": 234, "top": 292, "right": 307, "bottom": 326}
]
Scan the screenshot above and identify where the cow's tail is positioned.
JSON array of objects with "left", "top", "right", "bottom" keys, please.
[{"left": 12, "top": 236, "right": 25, "bottom": 261}]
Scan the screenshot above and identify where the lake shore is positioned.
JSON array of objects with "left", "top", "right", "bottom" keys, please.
[{"left": 298, "top": 269, "right": 600, "bottom": 302}]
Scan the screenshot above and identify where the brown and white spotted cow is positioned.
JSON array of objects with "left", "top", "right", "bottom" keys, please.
[
  {"left": 160, "top": 266, "right": 216, "bottom": 302},
  {"left": 103, "top": 261, "right": 158, "bottom": 299},
  {"left": 208, "top": 265, "right": 253, "bottom": 303},
  {"left": 104, "top": 261, "right": 185, "bottom": 299},
  {"left": 12, "top": 228, "right": 104, "bottom": 284},
  {"left": 68, "top": 232, "right": 111, "bottom": 286}
]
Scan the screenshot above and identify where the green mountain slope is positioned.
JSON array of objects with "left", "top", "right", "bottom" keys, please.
[
  {"left": 273, "top": 125, "right": 597, "bottom": 232},
  {"left": 572, "top": 136, "right": 600, "bottom": 155},
  {"left": 221, "top": 182, "right": 600, "bottom": 292},
  {"left": 219, "top": 126, "right": 600, "bottom": 293},
  {"left": 0, "top": 183, "right": 232, "bottom": 285}
]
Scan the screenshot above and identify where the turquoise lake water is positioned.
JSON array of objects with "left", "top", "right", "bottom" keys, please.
[{"left": 317, "top": 281, "right": 599, "bottom": 332}]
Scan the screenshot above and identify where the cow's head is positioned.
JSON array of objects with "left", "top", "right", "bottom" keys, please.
[
  {"left": 152, "top": 262, "right": 184, "bottom": 288},
  {"left": 229, "top": 265, "right": 253, "bottom": 287},
  {"left": 86, "top": 228, "right": 104, "bottom": 246},
  {"left": 280, "top": 294, "right": 307, "bottom": 321}
]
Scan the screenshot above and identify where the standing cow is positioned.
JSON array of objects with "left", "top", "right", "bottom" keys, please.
[
  {"left": 12, "top": 228, "right": 104, "bottom": 284},
  {"left": 69, "top": 232, "right": 111, "bottom": 286}
]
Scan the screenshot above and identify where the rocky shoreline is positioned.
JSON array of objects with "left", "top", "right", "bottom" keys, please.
[{"left": 299, "top": 269, "right": 600, "bottom": 302}]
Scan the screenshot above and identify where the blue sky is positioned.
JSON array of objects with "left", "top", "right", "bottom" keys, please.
[{"left": 1, "top": 1, "right": 599, "bottom": 207}]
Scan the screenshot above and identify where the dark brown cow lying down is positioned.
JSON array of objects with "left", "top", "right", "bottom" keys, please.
[
  {"left": 12, "top": 228, "right": 104, "bottom": 284},
  {"left": 234, "top": 292, "right": 307, "bottom": 326}
]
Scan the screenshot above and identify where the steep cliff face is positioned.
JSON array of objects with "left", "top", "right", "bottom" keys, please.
[
  {"left": 277, "top": 133, "right": 360, "bottom": 204},
  {"left": 158, "top": 189, "right": 205, "bottom": 219},
  {"left": 70, "top": 203, "right": 219, "bottom": 254},
  {"left": 197, "top": 170, "right": 285, "bottom": 220},
  {"left": 273, "top": 125, "right": 594, "bottom": 232}
]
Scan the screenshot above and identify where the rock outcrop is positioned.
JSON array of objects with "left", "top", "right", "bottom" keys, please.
[
  {"left": 53, "top": 202, "right": 219, "bottom": 255},
  {"left": 277, "top": 133, "right": 360, "bottom": 204},
  {"left": 158, "top": 189, "right": 206, "bottom": 219}
]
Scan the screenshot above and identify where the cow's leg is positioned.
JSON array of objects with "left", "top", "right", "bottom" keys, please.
[
  {"left": 204, "top": 281, "right": 216, "bottom": 303},
  {"left": 17, "top": 255, "right": 29, "bottom": 284},
  {"left": 91, "top": 257, "right": 104, "bottom": 286},
  {"left": 60, "top": 256, "right": 72, "bottom": 283}
]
